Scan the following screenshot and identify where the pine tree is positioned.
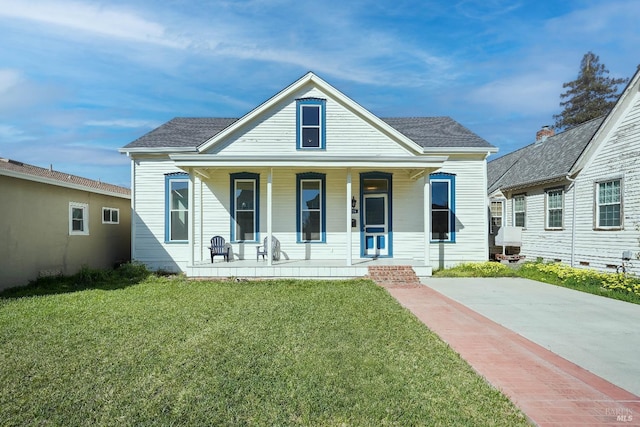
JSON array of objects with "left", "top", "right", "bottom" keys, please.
[{"left": 553, "top": 52, "right": 628, "bottom": 130}]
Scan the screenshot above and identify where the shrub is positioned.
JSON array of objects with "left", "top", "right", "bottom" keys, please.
[{"left": 434, "top": 262, "right": 517, "bottom": 277}]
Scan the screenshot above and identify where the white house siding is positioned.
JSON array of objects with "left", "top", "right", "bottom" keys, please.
[
  {"left": 133, "top": 157, "right": 490, "bottom": 272},
  {"left": 132, "top": 158, "right": 191, "bottom": 271},
  {"left": 512, "top": 182, "right": 576, "bottom": 264},
  {"left": 206, "top": 87, "right": 412, "bottom": 157},
  {"left": 434, "top": 157, "right": 490, "bottom": 268},
  {"left": 569, "top": 93, "right": 640, "bottom": 274}
]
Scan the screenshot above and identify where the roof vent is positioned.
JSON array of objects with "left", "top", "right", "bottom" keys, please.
[{"left": 536, "top": 125, "right": 554, "bottom": 142}]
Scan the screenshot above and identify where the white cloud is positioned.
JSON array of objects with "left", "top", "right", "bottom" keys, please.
[
  {"left": 0, "top": 69, "right": 22, "bottom": 93},
  {"left": 455, "top": 0, "right": 523, "bottom": 20},
  {"left": 85, "top": 119, "right": 161, "bottom": 129},
  {"left": 467, "top": 73, "right": 560, "bottom": 115},
  {"left": 0, "top": 124, "right": 35, "bottom": 141},
  {"left": 0, "top": 0, "right": 187, "bottom": 48}
]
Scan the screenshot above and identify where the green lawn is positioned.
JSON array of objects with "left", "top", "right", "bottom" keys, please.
[{"left": 0, "top": 275, "right": 527, "bottom": 426}]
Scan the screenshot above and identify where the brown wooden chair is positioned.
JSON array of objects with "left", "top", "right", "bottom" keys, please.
[{"left": 208, "top": 236, "right": 230, "bottom": 262}]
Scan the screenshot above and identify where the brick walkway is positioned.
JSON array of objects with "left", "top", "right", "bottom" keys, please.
[{"left": 383, "top": 283, "right": 640, "bottom": 426}]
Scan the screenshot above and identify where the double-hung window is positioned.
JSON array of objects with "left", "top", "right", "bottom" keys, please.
[
  {"left": 165, "top": 173, "right": 189, "bottom": 242},
  {"left": 596, "top": 179, "right": 622, "bottom": 229},
  {"left": 231, "top": 173, "right": 259, "bottom": 242},
  {"left": 490, "top": 200, "right": 504, "bottom": 233},
  {"left": 296, "top": 173, "right": 326, "bottom": 242},
  {"left": 69, "top": 202, "right": 89, "bottom": 235},
  {"left": 546, "top": 188, "right": 563, "bottom": 229},
  {"left": 430, "top": 173, "right": 456, "bottom": 242},
  {"left": 513, "top": 195, "right": 526, "bottom": 227},
  {"left": 296, "top": 98, "right": 326, "bottom": 149}
]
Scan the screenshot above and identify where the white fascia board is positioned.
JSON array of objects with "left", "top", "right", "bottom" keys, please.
[
  {"left": 118, "top": 147, "right": 197, "bottom": 155},
  {"left": 169, "top": 154, "right": 448, "bottom": 169},
  {"left": 197, "top": 73, "right": 314, "bottom": 152},
  {"left": 569, "top": 67, "right": 640, "bottom": 176},
  {"left": 0, "top": 169, "right": 131, "bottom": 199},
  {"left": 422, "top": 146, "right": 499, "bottom": 154},
  {"left": 306, "top": 74, "right": 425, "bottom": 154},
  {"left": 196, "top": 72, "right": 425, "bottom": 155}
]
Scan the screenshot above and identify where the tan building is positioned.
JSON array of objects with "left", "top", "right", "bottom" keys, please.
[{"left": 0, "top": 158, "right": 131, "bottom": 290}]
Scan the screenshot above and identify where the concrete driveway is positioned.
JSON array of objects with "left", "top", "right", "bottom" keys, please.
[{"left": 423, "top": 277, "right": 640, "bottom": 397}]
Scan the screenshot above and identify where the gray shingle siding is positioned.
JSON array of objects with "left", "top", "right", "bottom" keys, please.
[
  {"left": 487, "top": 117, "right": 604, "bottom": 193},
  {"left": 123, "top": 116, "right": 492, "bottom": 150}
]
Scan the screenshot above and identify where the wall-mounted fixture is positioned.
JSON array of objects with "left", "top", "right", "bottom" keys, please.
[{"left": 351, "top": 196, "right": 357, "bottom": 208}]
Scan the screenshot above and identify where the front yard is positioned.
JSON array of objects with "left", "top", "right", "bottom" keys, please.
[{"left": 0, "top": 273, "right": 527, "bottom": 426}]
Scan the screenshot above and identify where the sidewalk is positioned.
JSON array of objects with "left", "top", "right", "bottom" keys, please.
[{"left": 383, "top": 280, "right": 640, "bottom": 426}]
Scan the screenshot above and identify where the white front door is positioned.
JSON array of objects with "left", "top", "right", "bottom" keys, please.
[{"left": 363, "top": 194, "right": 388, "bottom": 257}]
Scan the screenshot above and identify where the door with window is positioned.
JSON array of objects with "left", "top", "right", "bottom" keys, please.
[{"left": 363, "top": 194, "right": 388, "bottom": 257}]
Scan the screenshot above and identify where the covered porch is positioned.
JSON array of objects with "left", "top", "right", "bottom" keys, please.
[
  {"left": 172, "top": 154, "right": 449, "bottom": 276},
  {"left": 186, "top": 257, "right": 432, "bottom": 279}
]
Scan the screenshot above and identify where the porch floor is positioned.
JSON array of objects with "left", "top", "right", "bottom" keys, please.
[{"left": 187, "top": 258, "right": 432, "bottom": 279}]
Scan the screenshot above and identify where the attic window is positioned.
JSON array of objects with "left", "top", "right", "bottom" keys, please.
[{"left": 296, "top": 98, "right": 326, "bottom": 150}]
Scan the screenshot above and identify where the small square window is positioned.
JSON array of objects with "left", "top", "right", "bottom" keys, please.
[{"left": 102, "top": 207, "right": 120, "bottom": 224}]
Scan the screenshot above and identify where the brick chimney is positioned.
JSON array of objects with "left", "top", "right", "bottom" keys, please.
[{"left": 536, "top": 125, "right": 554, "bottom": 142}]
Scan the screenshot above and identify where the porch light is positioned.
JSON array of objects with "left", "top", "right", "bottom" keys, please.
[{"left": 351, "top": 196, "right": 357, "bottom": 208}]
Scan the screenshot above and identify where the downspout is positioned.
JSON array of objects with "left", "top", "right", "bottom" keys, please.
[{"left": 566, "top": 175, "right": 577, "bottom": 267}]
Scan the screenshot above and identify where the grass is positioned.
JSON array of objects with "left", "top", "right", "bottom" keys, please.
[
  {"left": 434, "top": 261, "right": 640, "bottom": 305},
  {"left": 0, "top": 271, "right": 527, "bottom": 426}
]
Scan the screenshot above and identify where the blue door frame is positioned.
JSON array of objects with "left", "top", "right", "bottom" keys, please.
[{"left": 360, "top": 172, "right": 392, "bottom": 258}]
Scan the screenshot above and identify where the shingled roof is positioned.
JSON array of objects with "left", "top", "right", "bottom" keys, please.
[
  {"left": 122, "top": 116, "right": 492, "bottom": 150},
  {"left": 124, "top": 118, "right": 238, "bottom": 149},
  {"left": 487, "top": 117, "right": 604, "bottom": 194},
  {"left": 0, "top": 157, "right": 130, "bottom": 197}
]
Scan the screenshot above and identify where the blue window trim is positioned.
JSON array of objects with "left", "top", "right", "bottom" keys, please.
[
  {"left": 296, "top": 98, "right": 326, "bottom": 150},
  {"left": 230, "top": 172, "right": 260, "bottom": 242},
  {"left": 296, "top": 172, "right": 326, "bottom": 243},
  {"left": 164, "top": 173, "right": 189, "bottom": 244},
  {"left": 429, "top": 172, "right": 456, "bottom": 243},
  {"left": 359, "top": 171, "right": 393, "bottom": 257}
]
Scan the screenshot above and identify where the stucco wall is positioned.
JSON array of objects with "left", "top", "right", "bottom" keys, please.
[{"left": 0, "top": 175, "right": 131, "bottom": 290}]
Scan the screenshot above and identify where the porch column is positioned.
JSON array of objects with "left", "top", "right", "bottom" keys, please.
[
  {"left": 188, "top": 170, "right": 195, "bottom": 267},
  {"left": 267, "top": 168, "right": 273, "bottom": 267},
  {"left": 346, "top": 168, "right": 352, "bottom": 266},
  {"left": 423, "top": 174, "right": 431, "bottom": 267}
]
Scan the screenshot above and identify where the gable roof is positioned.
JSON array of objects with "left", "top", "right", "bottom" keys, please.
[
  {"left": 487, "top": 117, "right": 604, "bottom": 193},
  {"left": 381, "top": 117, "right": 492, "bottom": 149},
  {"left": 122, "top": 116, "right": 492, "bottom": 151},
  {"left": 124, "top": 118, "right": 238, "bottom": 150},
  {"left": 0, "top": 157, "right": 131, "bottom": 198},
  {"left": 570, "top": 66, "right": 640, "bottom": 175},
  {"left": 121, "top": 72, "right": 494, "bottom": 154}
]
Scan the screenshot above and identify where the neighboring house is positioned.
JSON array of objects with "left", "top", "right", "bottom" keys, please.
[
  {"left": 120, "top": 72, "right": 496, "bottom": 278},
  {"left": 488, "top": 66, "right": 640, "bottom": 274},
  {"left": 0, "top": 158, "right": 131, "bottom": 289}
]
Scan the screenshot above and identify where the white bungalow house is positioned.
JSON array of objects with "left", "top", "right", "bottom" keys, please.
[
  {"left": 488, "top": 66, "right": 640, "bottom": 274},
  {"left": 120, "top": 72, "right": 496, "bottom": 278}
]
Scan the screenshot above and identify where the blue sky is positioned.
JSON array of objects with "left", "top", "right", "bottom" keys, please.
[{"left": 1, "top": 0, "right": 638, "bottom": 187}]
